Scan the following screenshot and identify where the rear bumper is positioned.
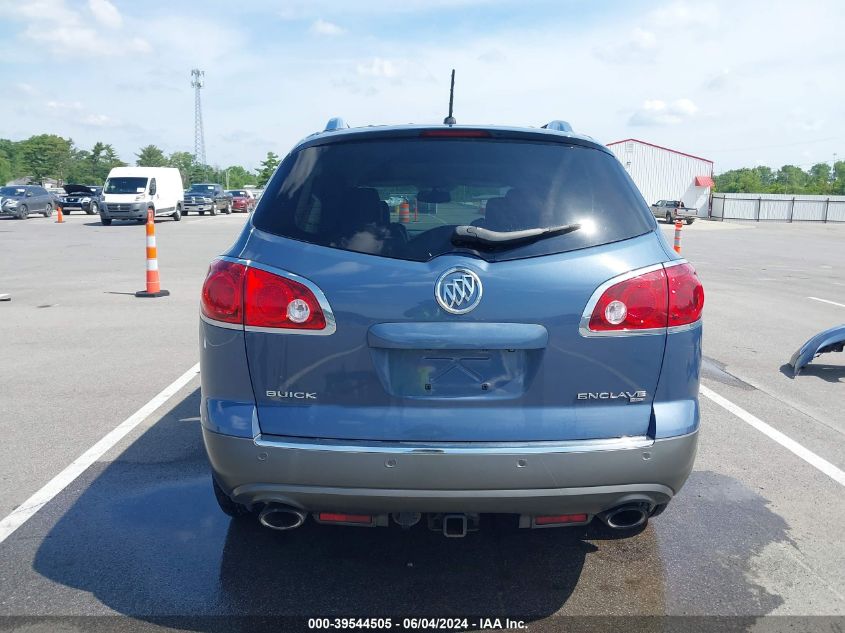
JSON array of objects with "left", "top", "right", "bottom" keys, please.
[{"left": 203, "top": 428, "right": 698, "bottom": 515}]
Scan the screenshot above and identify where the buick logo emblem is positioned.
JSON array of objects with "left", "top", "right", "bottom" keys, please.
[{"left": 435, "top": 267, "right": 483, "bottom": 315}]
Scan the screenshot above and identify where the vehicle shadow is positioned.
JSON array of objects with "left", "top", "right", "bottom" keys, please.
[
  {"left": 779, "top": 362, "right": 845, "bottom": 382},
  {"left": 30, "top": 388, "right": 606, "bottom": 627},
  {"left": 82, "top": 220, "right": 173, "bottom": 227}
]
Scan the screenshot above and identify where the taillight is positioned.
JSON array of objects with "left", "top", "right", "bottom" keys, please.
[
  {"left": 535, "top": 514, "right": 589, "bottom": 525},
  {"left": 201, "top": 260, "right": 328, "bottom": 331},
  {"left": 244, "top": 266, "right": 326, "bottom": 330},
  {"left": 586, "top": 263, "right": 704, "bottom": 334},
  {"left": 667, "top": 263, "right": 704, "bottom": 327},
  {"left": 201, "top": 260, "right": 245, "bottom": 324},
  {"left": 588, "top": 269, "right": 668, "bottom": 332},
  {"left": 317, "top": 512, "right": 373, "bottom": 525},
  {"left": 419, "top": 129, "right": 491, "bottom": 138}
]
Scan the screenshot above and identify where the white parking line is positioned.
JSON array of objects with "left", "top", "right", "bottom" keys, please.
[
  {"left": 0, "top": 363, "right": 200, "bottom": 545},
  {"left": 808, "top": 296, "right": 845, "bottom": 309},
  {"left": 700, "top": 384, "right": 845, "bottom": 487}
]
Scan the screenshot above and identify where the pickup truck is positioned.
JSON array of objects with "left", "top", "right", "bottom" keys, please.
[
  {"left": 184, "top": 183, "right": 232, "bottom": 216},
  {"left": 650, "top": 200, "right": 697, "bottom": 225}
]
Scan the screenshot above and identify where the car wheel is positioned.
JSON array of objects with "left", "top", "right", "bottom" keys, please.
[
  {"left": 172, "top": 206, "right": 182, "bottom": 221},
  {"left": 225, "top": 202, "right": 232, "bottom": 214},
  {"left": 43, "top": 203, "right": 53, "bottom": 218},
  {"left": 685, "top": 218, "right": 695, "bottom": 225},
  {"left": 88, "top": 202, "right": 98, "bottom": 215},
  {"left": 212, "top": 477, "right": 251, "bottom": 518},
  {"left": 16, "top": 205, "right": 28, "bottom": 219},
  {"left": 665, "top": 212, "right": 673, "bottom": 224},
  {"left": 210, "top": 205, "right": 218, "bottom": 216},
  {"left": 101, "top": 217, "right": 112, "bottom": 225},
  {"left": 199, "top": 210, "right": 205, "bottom": 216}
]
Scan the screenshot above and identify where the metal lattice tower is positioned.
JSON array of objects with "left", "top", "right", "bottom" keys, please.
[{"left": 191, "top": 68, "right": 206, "bottom": 165}]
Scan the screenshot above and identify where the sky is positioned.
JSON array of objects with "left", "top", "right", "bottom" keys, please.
[{"left": 0, "top": 0, "right": 843, "bottom": 173}]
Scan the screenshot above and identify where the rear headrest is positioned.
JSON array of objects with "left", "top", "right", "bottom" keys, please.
[
  {"left": 483, "top": 197, "right": 509, "bottom": 231},
  {"left": 347, "top": 187, "right": 383, "bottom": 226}
]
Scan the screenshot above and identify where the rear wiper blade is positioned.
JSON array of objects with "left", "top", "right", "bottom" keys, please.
[{"left": 451, "top": 223, "right": 581, "bottom": 248}]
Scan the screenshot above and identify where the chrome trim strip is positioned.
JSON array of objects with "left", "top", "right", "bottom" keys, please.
[
  {"left": 667, "top": 319, "right": 702, "bottom": 334},
  {"left": 215, "top": 255, "right": 337, "bottom": 336},
  {"left": 199, "top": 311, "right": 243, "bottom": 331},
  {"left": 579, "top": 259, "right": 695, "bottom": 338},
  {"left": 253, "top": 434, "right": 655, "bottom": 455}
]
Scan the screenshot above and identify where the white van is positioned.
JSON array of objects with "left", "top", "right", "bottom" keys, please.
[{"left": 100, "top": 167, "right": 184, "bottom": 225}]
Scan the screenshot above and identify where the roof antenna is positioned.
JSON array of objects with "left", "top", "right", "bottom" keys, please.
[{"left": 443, "top": 69, "right": 457, "bottom": 125}]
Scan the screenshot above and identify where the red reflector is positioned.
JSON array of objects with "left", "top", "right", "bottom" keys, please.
[
  {"left": 535, "top": 514, "right": 588, "bottom": 525},
  {"left": 318, "top": 512, "right": 373, "bottom": 524},
  {"left": 589, "top": 269, "right": 668, "bottom": 332},
  {"left": 201, "top": 260, "right": 246, "bottom": 324},
  {"left": 667, "top": 263, "right": 704, "bottom": 327},
  {"left": 420, "top": 129, "right": 491, "bottom": 138},
  {"left": 244, "top": 267, "right": 326, "bottom": 330}
]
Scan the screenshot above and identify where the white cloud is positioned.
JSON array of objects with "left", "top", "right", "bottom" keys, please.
[
  {"left": 81, "top": 113, "right": 119, "bottom": 127},
  {"left": 356, "top": 57, "right": 399, "bottom": 78},
  {"left": 46, "top": 100, "right": 84, "bottom": 112},
  {"left": 651, "top": 1, "right": 720, "bottom": 28},
  {"left": 16, "top": 82, "right": 39, "bottom": 96},
  {"left": 629, "top": 99, "right": 699, "bottom": 126},
  {"left": 310, "top": 18, "right": 345, "bottom": 35},
  {"left": 88, "top": 0, "right": 122, "bottom": 28},
  {"left": 594, "top": 27, "right": 657, "bottom": 63}
]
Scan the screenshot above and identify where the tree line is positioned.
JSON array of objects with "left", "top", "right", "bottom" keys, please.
[
  {"left": 0, "top": 134, "right": 281, "bottom": 190},
  {"left": 715, "top": 162, "right": 845, "bottom": 196}
]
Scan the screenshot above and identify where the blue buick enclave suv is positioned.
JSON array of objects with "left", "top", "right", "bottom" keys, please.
[{"left": 199, "top": 119, "right": 704, "bottom": 537}]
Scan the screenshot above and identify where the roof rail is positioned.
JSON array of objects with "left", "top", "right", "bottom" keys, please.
[
  {"left": 324, "top": 117, "right": 350, "bottom": 132},
  {"left": 542, "top": 120, "right": 573, "bottom": 133}
]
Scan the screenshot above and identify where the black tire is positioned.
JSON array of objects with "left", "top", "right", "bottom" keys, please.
[
  {"left": 686, "top": 218, "right": 695, "bottom": 225},
  {"left": 225, "top": 202, "right": 232, "bottom": 215},
  {"left": 88, "top": 202, "right": 98, "bottom": 215},
  {"left": 43, "top": 203, "right": 53, "bottom": 218},
  {"left": 210, "top": 204, "right": 218, "bottom": 216},
  {"left": 212, "top": 477, "right": 251, "bottom": 518},
  {"left": 199, "top": 210, "right": 205, "bottom": 216},
  {"left": 101, "top": 217, "right": 112, "bottom": 225},
  {"left": 665, "top": 212, "right": 673, "bottom": 224},
  {"left": 172, "top": 205, "right": 182, "bottom": 221},
  {"left": 16, "top": 205, "right": 28, "bottom": 220}
]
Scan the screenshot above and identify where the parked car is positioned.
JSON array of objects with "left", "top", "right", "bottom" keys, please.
[
  {"left": 61, "top": 184, "right": 102, "bottom": 215},
  {"left": 184, "top": 183, "right": 232, "bottom": 215},
  {"left": 0, "top": 185, "right": 55, "bottom": 219},
  {"left": 226, "top": 190, "right": 255, "bottom": 213},
  {"left": 651, "top": 200, "right": 697, "bottom": 225},
  {"left": 200, "top": 119, "right": 704, "bottom": 538},
  {"left": 100, "top": 167, "right": 184, "bottom": 225}
]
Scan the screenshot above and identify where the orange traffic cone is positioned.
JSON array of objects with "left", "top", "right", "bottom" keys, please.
[
  {"left": 673, "top": 220, "right": 683, "bottom": 253},
  {"left": 135, "top": 208, "right": 170, "bottom": 298},
  {"left": 399, "top": 200, "right": 410, "bottom": 224},
  {"left": 56, "top": 204, "right": 64, "bottom": 223}
]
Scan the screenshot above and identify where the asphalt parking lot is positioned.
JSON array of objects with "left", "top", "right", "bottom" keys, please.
[{"left": 0, "top": 213, "right": 843, "bottom": 631}]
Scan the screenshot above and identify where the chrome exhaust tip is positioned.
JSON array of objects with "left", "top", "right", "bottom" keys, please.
[
  {"left": 258, "top": 504, "right": 307, "bottom": 531},
  {"left": 599, "top": 504, "right": 649, "bottom": 530}
]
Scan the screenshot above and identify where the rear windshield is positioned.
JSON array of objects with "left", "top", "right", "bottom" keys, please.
[{"left": 252, "top": 138, "right": 653, "bottom": 262}]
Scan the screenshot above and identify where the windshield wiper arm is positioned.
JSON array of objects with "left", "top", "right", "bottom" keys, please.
[{"left": 451, "top": 223, "right": 581, "bottom": 248}]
